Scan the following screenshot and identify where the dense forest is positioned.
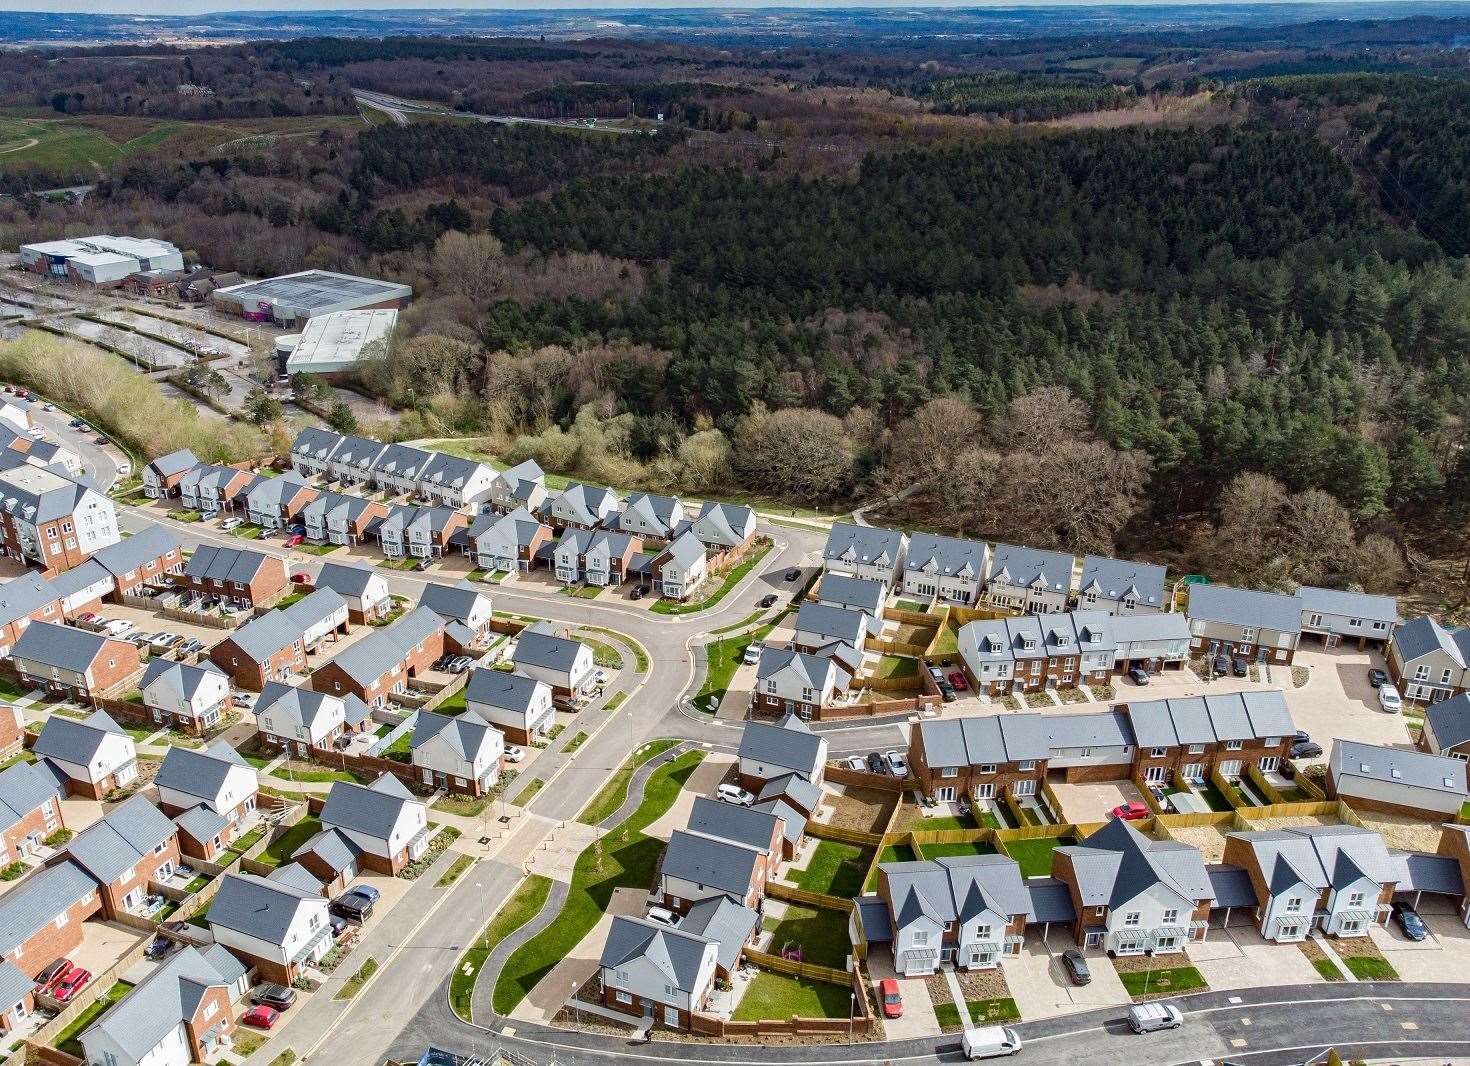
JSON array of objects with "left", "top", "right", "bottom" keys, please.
[{"left": 920, "top": 73, "right": 1135, "bottom": 121}]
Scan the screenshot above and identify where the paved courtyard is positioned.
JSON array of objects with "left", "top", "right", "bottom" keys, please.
[
  {"left": 1186, "top": 923, "right": 1323, "bottom": 991},
  {"left": 1050, "top": 778, "right": 1144, "bottom": 825},
  {"left": 1369, "top": 907, "right": 1470, "bottom": 982},
  {"left": 1004, "top": 933, "right": 1129, "bottom": 1020}
]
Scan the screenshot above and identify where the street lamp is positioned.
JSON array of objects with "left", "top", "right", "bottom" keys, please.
[{"left": 848, "top": 990, "right": 855, "bottom": 1044}]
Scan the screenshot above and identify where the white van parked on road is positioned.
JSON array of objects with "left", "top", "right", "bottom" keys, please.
[
  {"left": 962, "top": 1025, "right": 1022, "bottom": 1059},
  {"left": 1128, "top": 1003, "right": 1184, "bottom": 1034}
]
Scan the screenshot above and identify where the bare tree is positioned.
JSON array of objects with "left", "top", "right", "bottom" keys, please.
[
  {"left": 732, "top": 404, "right": 856, "bottom": 502},
  {"left": 1208, "top": 472, "right": 1290, "bottom": 587},
  {"left": 1350, "top": 533, "right": 1405, "bottom": 594},
  {"left": 888, "top": 396, "right": 984, "bottom": 488},
  {"left": 1280, "top": 488, "right": 1356, "bottom": 586},
  {"left": 1002, "top": 386, "right": 1092, "bottom": 453},
  {"left": 431, "top": 230, "right": 509, "bottom": 304}
]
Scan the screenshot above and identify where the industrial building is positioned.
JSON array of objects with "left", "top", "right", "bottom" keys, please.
[
  {"left": 18, "top": 235, "right": 184, "bottom": 288},
  {"left": 274, "top": 308, "right": 397, "bottom": 377},
  {"left": 211, "top": 270, "right": 411, "bottom": 326}
]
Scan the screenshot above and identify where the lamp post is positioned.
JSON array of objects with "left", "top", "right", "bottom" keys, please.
[{"left": 848, "top": 990, "right": 855, "bottom": 1044}]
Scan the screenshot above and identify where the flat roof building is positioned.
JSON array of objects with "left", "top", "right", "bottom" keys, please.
[
  {"left": 212, "top": 270, "right": 411, "bottom": 326},
  {"left": 19, "top": 235, "right": 183, "bottom": 286},
  {"left": 276, "top": 308, "right": 398, "bottom": 377}
]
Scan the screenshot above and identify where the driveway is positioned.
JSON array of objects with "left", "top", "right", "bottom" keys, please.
[
  {"left": 1369, "top": 907, "right": 1470, "bottom": 981},
  {"left": 864, "top": 952, "right": 938, "bottom": 1041},
  {"left": 1186, "top": 923, "right": 1322, "bottom": 991},
  {"left": 1050, "top": 779, "right": 1144, "bottom": 825},
  {"left": 1287, "top": 647, "right": 1412, "bottom": 760},
  {"left": 1005, "top": 934, "right": 1129, "bottom": 1020},
  {"left": 642, "top": 754, "right": 733, "bottom": 842}
]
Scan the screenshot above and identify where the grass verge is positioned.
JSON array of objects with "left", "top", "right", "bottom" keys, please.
[
  {"left": 576, "top": 739, "right": 678, "bottom": 826},
  {"left": 449, "top": 873, "right": 553, "bottom": 1021},
  {"left": 436, "top": 854, "right": 475, "bottom": 888},
  {"left": 1118, "top": 964, "right": 1208, "bottom": 999},
  {"left": 333, "top": 957, "right": 378, "bottom": 1000}
]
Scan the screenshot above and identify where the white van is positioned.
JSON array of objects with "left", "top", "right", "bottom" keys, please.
[
  {"left": 1128, "top": 1002, "right": 1184, "bottom": 1033},
  {"left": 1379, "top": 684, "right": 1403, "bottom": 714},
  {"left": 961, "top": 1025, "right": 1022, "bottom": 1059}
]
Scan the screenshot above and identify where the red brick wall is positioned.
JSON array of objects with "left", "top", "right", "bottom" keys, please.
[
  {"left": 0, "top": 798, "right": 60, "bottom": 865},
  {"left": 9, "top": 888, "right": 100, "bottom": 978}
]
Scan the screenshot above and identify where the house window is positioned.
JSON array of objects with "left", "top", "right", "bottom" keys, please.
[
  {"left": 942, "top": 767, "right": 958, "bottom": 778},
  {"left": 1123, "top": 912, "right": 1140, "bottom": 927},
  {"left": 615, "top": 991, "right": 632, "bottom": 1005},
  {"left": 1225, "top": 740, "right": 1243, "bottom": 751},
  {"left": 1285, "top": 897, "right": 1302, "bottom": 913},
  {"left": 1414, "top": 665, "right": 1429, "bottom": 680},
  {"left": 913, "top": 930, "right": 929, "bottom": 946},
  {"left": 1094, "top": 906, "right": 1105, "bottom": 917},
  {"left": 976, "top": 924, "right": 992, "bottom": 940},
  {"left": 1162, "top": 909, "right": 1178, "bottom": 925},
  {"left": 1187, "top": 744, "right": 1205, "bottom": 754},
  {"left": 1347, "top": 618, "right": 1361, "bottom": 629},
  {"left": 1347, "top": 891, "right": 1366, "bottom": 908},
  {"left": 979, "top": 764, "right": 997, "bottom": 774},
  {"left": 1150, "top": 747, "right": 1167, "bottom": 758},
  {"left": 1018, "top": 760, "right": 1035, "bottom": 772},
  {"left": 1265, "top": 737, "right": 1280, "bottom": 747}
]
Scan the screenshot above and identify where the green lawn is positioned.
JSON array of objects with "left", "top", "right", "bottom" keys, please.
[
  {"left": 436, "top": 688, "right": 468, "bottom": 713},
  {"left": 270, "top": 765, "right": 362, "bottom": 784},
  {"left": 0, "top": 676, "right": 32, "bottom": 700},
  {"left": 433, "top": 792, "right": 493, "bottom": 816},
  {"left": 710, "top": 610, "right": 767, "bottom": 635},
  {"left": 604, "top": 692, "right": 627, "bottom": 711},
  {"left": 731, "top": 971, "right": 852, "bottom": 1021},
  {"left": 513, "top": 777, "right": 546, "bottom": 806},
  {"left": 695, "top": 624, "right": 775, "bottom": 708},
  {"left": 913, "top": 811, "right": 979, "bottom": 832},
  {"left": 874, "top": 655, "right": 919, "bottom": 679},
  {"left": 494, "top": 750, "right": 704, "bottom": 1014},
  {"left": 866, "top": 843, "right": 916, "bottom": 891},
  {"left": 1118, "top": 964, "right": 1208, "bottom": 998},
  {"left": 578, "top": 626, "right": 650, "bottom": 672},
  {"left": 256, "top": 816, "right": 322, "bottom": 868},
  {"left": 333, "top": 957, "right": 378, "bottom": 1000},
  {"left": 650, "top": 540, "right": 772, "bottom": 615},
  {"left": 223, "top": 824, "right": 266, "bottom": 860},
  {"left": 762, "top": 904, "right": 852, "bottom": 969},
  {"left": 577, "top": 739, "right": 679, "bottom": 826},
  {"left": 918, "top": 841, "right": 997, "bottom": 860},
  {"left": 379, "top": 731, "right": 413, "bottom": 761},
  {"left": 785, "top": 839, "right": 871, "bottom": 899},
  {"left": 450, "top": 873, "right": 554, "bottom": 1020},
  {"left": 935, "top": 997, "right": 1020, "bottom": 1029},
  {"left": 1001, "top": 836, "right": 1069, "bottom": 877},
  {"left": 1195, "top": 779, "right": 1237, "bottom": 812},
  {"left": 436, "top": 854, "right": 475, "bottom": 888},
  {"left": 1344, "top": 955, "right": 1399, "bottom": 981},
  {"left": 562, "top": 730, "right": 588, "bottom": 754},
  {"left": 54, "top": 980, "right": 134, "bottom": 1056},
  {"left": 1311, "top": 957, "right": 1344, "bottom": 981}
]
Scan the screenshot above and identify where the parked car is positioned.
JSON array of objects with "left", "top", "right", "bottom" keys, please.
[
  {"left": 593, "top": 668, "right": 611, "bottom": 685},
  {"left": 1111, "top": 801, "right": 1150, "bottom": 821},
  {"left": 93, "top": 435, "right": 108, "bottom": 445},
  {"left": 1128, "top": 1003, "right": 1183, "bottom": 1034},
  {"left": 1231, "top": 657, "right": 1249, "bottom": 678},
  {"left": 34, "top": 958, "right": 70, "bottom": 993},
  {"left": 1379, "top": 684, "right": 1403, "bottom": 713},
  {"left": 884, "top": 750, "right": 909, "bottom": 777},
  {"left": 241, "top": 1006, "right": 280, "bottom": 1030},
  {"left": 1059, "top": 949, "right": 1091, "bottom": 985},
  {"left": 1211, "top": 655, "right": 1230, "bottom": 677},
  {"left": 1294, "top": 729, "right": 1311, "bottom": 744},
  {"left": 1291, "top": 740, "right": 1324, "bottom": 759},
  {"left": 716, "top": 782, "right": 755, "bottom": 807},
  {"left": 742, "top": 644, "right": 761, "bottom": 666},
  {"left": 77, "top": 611, "right": 100, "bottom": 624},
  {"left": 102, "top": 619, "right": 136, "bottom": 637},
  {"left": 866, "top": 752, "right": 886, "bottom": 775},
  {"left": 291, "top": 571, "right": 311, "bottom": 583},
  {"left": 329, "top": 890, "right": 375, "bottom": 923},
  {"left": 877, "top": 977, "right": 903, "bottom": 1019},
  {"left": 41, "top": 403, "right": 52, "bottom": 411},
  {"left": 232, "top": 692, "right": 257, "bottom": 709},
  {"left": 785, "top": 568, "right": 801, "bottom": 582},
  {"left": 447, "top": 655, "right": 475, "bottom": 674},
  {"left": 52, "top": 967, "right": 91, "bottom": 1003},
  {"left": 350, "top": 884, "right": 381, "bottom": 905},
  {"left": 646, "top": 906, "right": 680, "bottom": 928},
  {"left": 333, "top": 734, "right": 354, "bottom": 750},
  {"left": 962, "top": 1026, "right": 1023, "bottom": 1060},
  {"left": 329, "top": 914, "right": 350, "bottom": 938},
  {"left": 948, "top": 671, "right": 968, "bottom": 692},
  {"left": 843, "top": 756, "right": 866, "bottom": 772},
  {"left": 150, "top": 632, "right": 181, "bottom": 650},
  {"left": 630, "top": 585, "right": 645, "bottom": 600},
  {"left": 1391, "top": 901, "right": 1428, "bottom": 942},
  {"left": 177, "top": 638, "right": 205, "bottom": 656},
  {"left": 285, "top": 534, "right": 305, "bottom": 547},
  {"left": 1368, "top": 668, "right": 1388, "bottom": 688},
  {"left": 759, "top": 594, "right": 777, "bottom": 608},
  {"left": 1128, "top": 666, "right": 1150, "bottom": 686},
  {"left": 252, "top": 983, "right": 297, "bottom": 1010},
  {"left": 504, "top": 745, "right": 525, "bottom": 763},
  {"left": 414, "top": 557, "right": 431, "bottom": 571},
  {"left": 67, "top": 417, "right": 83, "bottom": 428},
  {"left": 220, "top": 517, "right": 244, "bottom": 531},
  {"left": 144, "top": 937, "right": 175, "bottom": 961},
  {"left": 938, "top": 681, "right": 957, "bottom": 703},
  {"left": 199, "top": 510, "right": 218, "bottom": 522}
]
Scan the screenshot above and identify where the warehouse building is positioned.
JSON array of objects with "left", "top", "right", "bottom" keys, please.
[
  {"left": 274, "top": 308, "right": 397, "bottom": 377},
  {"left": 211, "top": 270, "right": 411, "bottom": 326},
  {"left": 19, "top": 235, "right": 184, "bottom": 287}
]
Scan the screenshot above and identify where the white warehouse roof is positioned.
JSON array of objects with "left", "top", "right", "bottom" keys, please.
[{"left": 283, "top": 309, "right": 397, "bottom": 375}]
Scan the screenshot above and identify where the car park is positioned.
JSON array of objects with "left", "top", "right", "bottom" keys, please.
[
  {"left": 52, "top": 967, "right": 91, "bottom": 1003},
  {"left": 241, "top": 1006, "right": 280, "bottom": 1030},
  {"left": 220, "top": 517, "right": 243, "bottom": 531},
  {"left": 1128, "top": 1003, "right": 1183, "bottom": 1033},
  {"left": 252, "top": 983, "right": 297, "bottom": 1010},
  {"left": 1291, "top": 740, "right": 1324, "bottom": 759},
  {"left": 1128, "top": 666, "right": 1150, "bottom": 685},
  {"left": 1368, "top": 668, "right": 1388, "bottom": 688},
  {"left": 884, "top": 750, "right": 908, "bottom": 776},
  {"left": 178, "top": 638, "right": 205, "bottom": 656},
  {"left": 877, "top": 978, "right": 903, "bottom": 1019},
  {"left": 716, "top": 783, "right": 755, "bottom": 807},
  {"left": 1111, "top": 801, "right": 1150, "bottom": 821},
  {"left": 866, "top": 752, "right": 885, "bottom": 774},
  {"left": 961, "top": 1025, "right": 1022, "bottom": 1059},
  {"left": 102, "top": 619, "right": 135, "bottom": 637},
  {"left": 938, "top": 681, "right": 956, "bottom": 702},
  {"left": 1379, "top": 684, "right": 1403, "bottom": 713},
  {"left": 646, "top": 906, "right": 680, "bottom": 928},
  {"left": 329, "top": 890, "right": 375, "bottom": 923},
  {"left": 1060, "top": 949, "right": 1090, "bottom": 985},
  {"left": 1391, "top": 901, "right": 1428, "bottom": 942}
]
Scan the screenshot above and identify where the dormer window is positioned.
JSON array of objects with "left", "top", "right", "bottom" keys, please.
[{"left": 1021, "top": 637, "right": 1036, "bottom": 652}]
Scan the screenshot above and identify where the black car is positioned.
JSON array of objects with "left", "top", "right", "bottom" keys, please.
[
  {"left": 1294, "top": 729, "right": 1311, "bottom": 744},
  {"left": 1368, "top": 668, "right": 1388, "bottom": 688},
  {"left": 1231, "top": 657, "right": 1249, "bottom": 677},
  {"left": 253, "top": 983, "right": 298, "bottom": 1010},
  {"left": 759, "top": 594, "right": 777, "bottom": 608},
  {"left": 1128, "top": 666, "right": 1150, "bottom": 686},
  {"left": 1391, "top": 901, "right": 1428, "bottom": 942},
  {"left": 785, "top": 568, "right": 801, "bottom": 582},
  {"left": 866, "top": 752, "right": 885, "bottom": 775},
  {"left": 630, "top": 585, "right": 645, "bottom": 600},
  {"left": 144, "top": 937, "right": 176, "bottom": 961},
  {"left": 1211, "top": 655, "right": 1230, "bottom": 677},
  {"left": 1059, "top": 949, "right": 1091, "bottom": 986},
  {"left": 1291, "top": 740, "right": 1324, "bottom": 759},
  {"left": 938, "top": 681, "right": 957, "bottom": 703},
  {"left": 329, "top": 890, "right": 376, "bottom": 923}
]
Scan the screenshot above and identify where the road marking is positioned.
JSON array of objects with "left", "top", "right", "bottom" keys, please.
[
  {"left": 1401, "top": 1021, "right": 1419, "bottom": 1030},
  {"left": 1230, "top": 1038, "right": 1248, "bottom": 1047}
]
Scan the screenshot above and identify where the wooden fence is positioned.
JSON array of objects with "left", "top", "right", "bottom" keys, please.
[
  {"left": 994, "top": 822, "right": 1078, "bottom": 845},
  {"left": 1296, "top": 769, "right": 1328, "bottom": 800},
  {"left": 823, "top": 764, "right": 908, "bottom": 793},
  {"left": 765, "top": 881, "right": 853, "bottom": 913},
  {"left": 855, "top": 673, "right": 925, "bottom": 693},
  {"left": 908, "top": 828, "right": 991, "bottom": 846},
  {"left": 743, "top": 947, "right": 852, "bottom": 986},
  {"left": 868, "top": 639, "right": 929, "bottom": 659}
]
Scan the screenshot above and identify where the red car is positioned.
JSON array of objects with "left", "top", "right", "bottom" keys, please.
[
  {"left": 948, "top": 671, "right": 968, "bottom": 692},
  {"left": 241, "top": 1006, "right": 280, "bottom": 1030},
  {"left": 52, "top": 967, "right": 90, "bottom": 1003},
  {"left": 877, "top": 978, "right": 903, "bottom": 1019},
  {"left": 285, "top": 534, "right": 305, "bottom": 547},
  {"left": 1111, "top": 801, "right": 1150, "bottom": 821},
  {"left": 291, "top": 572, "right": 311, "bottom": 583}
]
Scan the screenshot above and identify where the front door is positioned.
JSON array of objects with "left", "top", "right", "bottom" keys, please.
[{"left": 1084, "top": 930, "right": 1104, "bottom": 948}]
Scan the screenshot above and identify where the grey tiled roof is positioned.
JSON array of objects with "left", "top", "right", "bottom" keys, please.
[
  {"left": 750, "top": 798, "right": 807, "bottom": 847},
  {"left": 141, "top": 658, "right": 226, "bottom": 712},
  {"left": 904, "top": 533, "right": 988, "bottom": 579},
  {"left": 1227, "top": 824, "right": 1398, "bottom": 891},
  {"left": 1057, "top": 818, "right": 1212, "bottom": 908},
  {"left": 318, "top": 606, "right": 442, "bottom": 686},
  {"left": 816, "top": 573, "right": 886, "bottom": 616},
  {"left": 292, "top": 827, "right": 360, "bottom": 873},
  {"left": 267, "top": 862, "right": 323, "bottom": 894},
  {"left": 823, "top": 522, "right": 904, "bottom": 567},
  {"left": 755, "top": 647, "right": 851, "bottom": 694},
  {"left": 32, "top": 709, "right": 129, "bottom": 766},
  {"left": 1078, "top": 555, "right": 1167, "bottom": 607},
  {"left": 1186, "top": 583, "right": 1302, "bottom": 634},
  {"left": 256, "top": 681, "right": 366, "bottom": 736},
  {"left": 208, "top": 870, "right": 322, "bottom": 946},
  {"left": 148, "top": 449, "right": 199, "bottom": 479},
  {"left": 418, "top": 581, "right": 487, "bottom": 624},
  {"left": 756, "top": 773, "right": 821, "bottom": 813},
  {"left": 685, "top": 796, "right": 780, "bottom": 855},
  {"left": 737, "top": 715, "right": 824, "bottom": 780},
  {"left": 91, "top": 524, "right": 180, "bottom": 579},
  {"left": 854, "top": 895, "right": 893, "bottom": 943},
  {"left": 600, "top": 915, "right": 713, "bottom": 993},
  {"left": 1026, "top": 878, "right": 1077, "bottom": 924},
  {"left": 412, "top": 710, "right": 500, "bottom": 764},
  {"left": 175, "top": 804, "right": 229, "bottom": 844},
  {"left": 13, "top": 621, "right": 114, "bottom": 673},
  {"left": 420, "top": 451, "right": 491, "bottom": 491},
  {"left": 292, "top": 427, "right": 345, "bottom": 462},
  {"left": 794, "top": 601, "right": 869, "bottom": 646},
  {"left": 1426, "top": 694, "right": 1470, "bottom": 752},
  {"left": 81, "top": 945, "right": 238, "bottom": 1062},
  {"left": 677, "top": 896, "right": 757, "bottom": 974},
  {"left": 1206, "top": 864, "right": 1258, "bottom": 908},
  {"left": 660, "top": 829, "right": 761, "bottom": 898},
  {"left": 661, "top": 531, "right": 706, "bottom": 571},
  {"left": 688, "top": 502, "right": 755, "bottom": 548},
  {"left": 1125, "top": 690, "right": 1294, "bottom": 749},
  {"left": 64, "top": 796, "right": 177, "bottom": 886},
  {"left": 987, "top": 543, "right": 1075, "bottom": 593},
  {"left": 1330, "top": 739, "right": 1468, "bottom": 797},
  {"left": 0, "top": 959, "right": 32, "bottom": 1014},
  {"left": 465, "top": 667, "right": 547, "bottom": 713},
  {"left": 0, "top": 860, "right": 95, "bottom": 956},
  {"left": 511, "top": 625, "right": 586, "bottom": 674},
  {"left": 0, "top": 570, "right": 59, "bottom": 629},
  {"left": 314, "top": 561, "right": 381, "bottom": 599},
  {"left": 621, "top": 492, "right": 682, "bottom": 533},
  {"left": 1296, "top": 586, "right": 1400, "bottom": 625},
  {"left": 882, "top": 854, "right": 1033, "bottom": 934},
  {"left": 246, "top": 469, "right": 313, "bottom": 510},
  {"left": 319, "top": 774, "right": 419, "bottom": 841},
  {"left": 1392, "top": 615, "right": 1469, "bottom": 668},
  {"left": 0, "top": 760, "right": 60, "bottom": 835},
  {"left": 1396, "top": 852, "right": 1464, "bottom": 896},
  {"left": 183, "top": 543, "right": 276, "bottom": 586},
  {"left": 154, "top": 741, "right": 250, "bottom": 809}
]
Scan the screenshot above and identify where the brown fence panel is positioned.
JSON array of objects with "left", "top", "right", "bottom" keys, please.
[
  {"left": 823, "top": 765, "right": 907, "bottom": 794},
  {"left": 1295, "top": 769, "right": 1327, "bottom": 800},
  {"left": 742, "top": 948, "right": 851, "bottom": 986},
  {"left": 908, "top": 828, "right": 995, "bottom": 846},
  {"left": 994, "top": 823, "right": 1078, "bottom": 845},
  {"left": 805, "top": 819, "right": 885, "bottom": 848},
  {"left": 765, "top": 881, "right": 854, "bottom": 913}
]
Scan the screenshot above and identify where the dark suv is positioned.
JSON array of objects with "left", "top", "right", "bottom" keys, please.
[{"left": 330, "top": 890, "right": 376, "bottom": 923}]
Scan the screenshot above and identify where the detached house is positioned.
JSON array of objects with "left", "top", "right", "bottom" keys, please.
[
  {"left": 1052, "top": 818, "right": 1213, "bottom": 955},
  {"left": 984, "top": 544, "right": 1075, "bottom": 614},
  {"left": 313, "top": 561, "right": 392, "bottom": 624},
  {"left": 31, "top": 709, "right": 138, "bottom": 798},
  {"left": 140, "top": 659, "right": 231, "bottom": 734},
  {"left": 1186, "top": 583, "right": 1302, "bottom": 666},
  {"left": 753, "top": 646, "right": 854, "bottom": 721},
  {"left": 418, "top": 580, "right": 493, "bottom": 648},
  {"left": 245, "top": 470, "right": 318, "bottom": 531},
  {"left": 685, "top": 796, "right": 787, "bottom": 869},
  {"left": 1075, "top": 556, "right": 1167, "bottom": 615},
  {"left": 486, "top": 459, "right": 547, "bottom": 514},
  {"left": 874, "top": 855, "right": 1031, "bottom": 975},
  {"left": 207, "top": 871, "right": 332, "bottom": 984},
  {"left": 11, "top": 621, "right": 141, "bottom": 704},
  {"left": 599, "top": 916, "right": 721, "bottom": 1031},
  {"left": 619, "top": 492, "right": 684, "bottom": 541},
  {"left": 815, "top": 573, "right": 887, "bottom": 620},
  {"left": 650, "top": 531, "right": 707, "bottom": 601},
  {"left": 791, "top": 601, "right": 872, "bottom": 657},
  {"left": 411, "top": 710, "right": 503, "bottom": 795},
  {"left": 1125, "top": 690, "right": 1294, "bottom": 788},
  {"left": 466, "top": 506, "right": 553, "bottom": 573},
  {"left": 60, "top": 796, "right": 180, "bottom": 919},
  {"left": 254, "top": 681, "right": 371, "bottom": 755},
  {"left": 901, "top": 533, "right": 989, "bottom": 607},
  {"left": 1387, "top": 615, "right": 1470, "bottom": 705},
  {"left": 464, "top": 668, "right": 555, "bottom": 744},
  {"left": 682, "top": 501, "right": 756, "bottom": 562},
  {"left": 656, "top": 828, "right": 770, "bottom": 913},
  {"left": 154, "top": 742, "right": 259, "bottom": 857},
  {"left": 1327, "top": 739, "right": 1468, "bottom": 819},
  {"left": 736, "top": 713, "right": 827, "bottom": 793},
  {"left": 181, "top": 544, "right": 287, "bottom": 609},
  {"left": 547, "top": 483, "right": 620, "bottom": 531},
  {"left": 316, "top": 774, "right": 429, "bottom": 875},
  {"left": 143, "top": 449, "right": 198, "bottom": 499},
  {"left": 822, "top": 522, "right": 907, "bottom": 586},
  {"left": 510, "top": 622, "right": 594, "bottom": 699},
  {"left": 1222, "top": 825, "right": 1398, "bottom": 941}
]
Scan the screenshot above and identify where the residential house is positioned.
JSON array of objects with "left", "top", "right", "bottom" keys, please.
[
  {"left": 1436, "top": 825, "right": 1470, "bottom": 929},
  {"left": 619, "top": 492, "right": 684, "bottom": 541},
  {"left": 1052, "top": 818, "right": 1213, "bottom": 954},
  {"left": 1125, "top": 690, "right": 1294, "bottom": 788},
  {"left": 207, "top": 872, "right": 332, "bottom": 984},
  {"left": 91, "top": 524, "right": 184, "bottom": 598},
  {"left": 0, "top": 760, "right": 63, "bottom": 867},
  {"left": 0, "top": 570, "right": 66, "bottom": 657},
  {"left": 209, "top": 588, "right": 350, "bottom": 690},
  {"left": 1075, "top": 556, "right": 1167, "bottom": 615},
  {"left": 465, "top": 506, "right": 552, "bottom": 573},
  {"left": 753, "top": 773, "right": 823, "bottom": 821},
  {"left": 735, "top": 713, "right": 827, "bottom": 792},
  {"left": 154, "top": 741, "right": 258, "bottom": 827},
  {"left": 59, "top": 796, "right": 180, "bottom": 919},
  {"left": 316, "top": 774, "right": 429, "bottom": 875},
  {"left": 752, "top": 646, "right": 853, "bottom": 721},
  {"left": 791, "top": 601, "right": 872, "bottom": 657},
  {"left": 1222, "top": 825, "right": 1398, "bottom": 940},
  {"left": 656, "top": 828, "right": 770, "bottom": 912},
  {"left": 0, "top": 860, "right": 100, "bottom": 980},
  {"left": 814, "top": 573, "right": 887, "bottom": 620},
  {"left": 301, "top": 491, "right": 388, "bottom": 547},
  {"left": 10, "top": 621, "right": 141, "bottom": 704},
  {"left": 143, "top": 449, "right": 199, "bottom": 499},
  {"left": 598, "top": 916, "right": 721, "bottom": 1031},
  {"left": 901, "top": 533, "right": 989, "bottom": 606},
  {"left": 31, "top": 709, "right": 138, "bottom": 799},
  {"left": 1186, "top": 583, "right": 1303, "bottom": 666},
  {"left": 417, "top": 452, "right": 495, "bottom": 509},
  {"left": 45, "top": 561, "right": 113, "bottom": 622},
  {"left": 875, "top": 855, "right": 1031, "bottom": 975},
  {"left": 370, "top": 443, "right": 434, "bottom": 496},
  {"left": 1387, "top": 615, "right": 1470, "bottom": 705},
  {"left": 411, "top": 710, "right": 503, "bottom": 795},
  {"left": 418, "top": 580, "right": 493, "bottom": 649},
  {"left": 682, "top": 502, "right": 757, "bottom": 563},
  {"left": 1296, "top": 587, "right": 1400, "bottom": 650},
  {"left": 0, "top": 465, "right": 120, "bottom": 574},
  {"left": 510, "top": 622, "right": 594, "bottom": 699},
  {"left": 1327, "top": 739, "right": 1469, "bottom": 818},
  {"left": 313, "top": 561, "right": 392, "bottom": 624},
  {"left": 821, "top": 522, "right": 907, "bottom": 586},
  {"left": 684, "top": 796, "right": 785, "bottom": 874},
  {"left": 78, "top": 945, "right": 245, "bottom": 1066},
  {"left": 486, "top": 459, "right": 548, "bottom": 514},
  {"left": 552, "top": 528, "right": 642, "bottom": 587},
  {"left": 958, "top": 613, "right": 1110, "bottom": 695},
  {"left": 253, "top": 681, "right": 370, "bottom": 755},
  {"left": 310, "top": 606, "right": 445, "bottom": 708},
  {"left": 1112, "top": 612, "right": 1193, "bottom": 674},
  {"left": 290, "top": 427, "right": 346, "bottom": 477},
  {"left": 139, "top": 659, "right": 231, "bottom": 734},
  {"left": 378, "top": 504, "right": 466, "bottom": 559},
  {"left": 547, "top": 483, "right": 620, "bottom": 531},
  {"left": 0, "top": 705, "right": 18, "bottom": 764},
  {"left": 178, "top": 463, "right": 254, "bottom": 513},
  {"left": 245, "top": 470, "right": 318, "bottom": 531},
  {"left": 1422, "top": 693, "right": 1470, "bottom": 759},
  {"left": 181, "top": 544, "right": 288, "bottom": 608},
  {"left": 325, "top": 435, "right": 387, "bottom": 487},
  {"left": 983, "top": 544, "right": 1076, "bottom": 614},
  {"left": 749, "top": 796, "right": 808, "bottom": 861},
  {"left": 650, "top": 531, "right": 707, "bottom": 601},
  {"left": 463, "top": 668, "right": 555, "bottom": 745}
]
